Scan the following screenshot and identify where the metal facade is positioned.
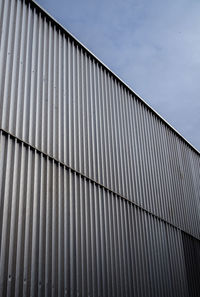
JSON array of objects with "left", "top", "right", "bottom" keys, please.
[{"left": 0, "top": 0, "right": 200, "bottom": 296}]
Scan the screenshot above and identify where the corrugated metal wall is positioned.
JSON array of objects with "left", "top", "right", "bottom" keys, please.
[
  {"left": 0, "top": 132, "right": 191, "bottom": 297},
  {"left": 0, "top": 0, "right": 200, "bottom": 296}
]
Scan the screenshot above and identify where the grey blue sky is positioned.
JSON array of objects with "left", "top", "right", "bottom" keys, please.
[{"left": 36, "top": 0, "right": 200, "bottom": 150}]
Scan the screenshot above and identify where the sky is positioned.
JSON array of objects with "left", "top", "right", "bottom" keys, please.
[{"left": 36, "top": 0, "right": 200, "bottom": 151}]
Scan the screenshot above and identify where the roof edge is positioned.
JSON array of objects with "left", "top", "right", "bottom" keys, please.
[{"left": 29, "top": 0, "right": 200, "bottom": 156}]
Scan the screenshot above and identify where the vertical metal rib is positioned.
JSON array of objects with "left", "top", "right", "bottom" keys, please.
[{"left": 0, "top": 0, "right": 200, "bottom": 296}]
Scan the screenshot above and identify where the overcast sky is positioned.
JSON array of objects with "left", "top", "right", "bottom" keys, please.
[{"left": 36, "top": 0, "right": 200, "bottom": 151}]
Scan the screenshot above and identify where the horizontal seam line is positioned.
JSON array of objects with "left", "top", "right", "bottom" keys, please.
[{"left": 0, "top": 127, "right": 199, "bottom": 242}]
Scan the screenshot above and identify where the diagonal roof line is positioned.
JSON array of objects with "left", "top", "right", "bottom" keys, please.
[{"left": 29, "top": 0, "right": 200, "bottom": 156}]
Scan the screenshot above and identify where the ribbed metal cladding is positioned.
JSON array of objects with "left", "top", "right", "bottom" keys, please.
[
  {"left": 0, "top": 0, "right": 200, "bottom": 239},
  {"left": 0, "top": 0, "right": 200, "bottom": 296},
  {"left": 181, "top": 233, "right": 200, "bottom": 297},
  {"left": 0, "top": 132, "right": 190, "bottom": 297}
]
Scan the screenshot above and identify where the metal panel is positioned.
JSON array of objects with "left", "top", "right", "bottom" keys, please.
[
  {"left": 0, "top": 0, "right": 200, "bottom": 296},
  {"left": 0, "top": 132, "right": 191, "bottom": 297},
  {"left": 0, "top": 0, "right": 200, "bottom": 239},
  {"left": 182, "top": 233, "right": 200, "bottom": 297}
]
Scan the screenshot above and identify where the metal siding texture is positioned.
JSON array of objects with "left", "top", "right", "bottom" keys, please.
[
  {"left": 0, "top": 0, "right": 200, "bottom": 239},
  {"left": 0, "top": 0, "right": 200, "bottom": 296},
  {"left": 181, "top": 233, "right": 200, "bottom": 297},
  {"left": 0, "top": 132, "right": 191, "bottom": 297}
]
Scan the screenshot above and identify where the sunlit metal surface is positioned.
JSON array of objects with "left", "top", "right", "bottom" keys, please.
[{"left": 0, "top": 0, "right": 200, "bottom": 296}]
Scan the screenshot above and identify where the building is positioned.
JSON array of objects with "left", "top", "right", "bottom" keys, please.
[{"left": 0, "top": 0, "right": 200, "bottom": 296}]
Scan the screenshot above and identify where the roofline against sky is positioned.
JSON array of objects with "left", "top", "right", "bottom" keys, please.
[{"left": 29, "top": 0, "right": 200, "bottom": 156}]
